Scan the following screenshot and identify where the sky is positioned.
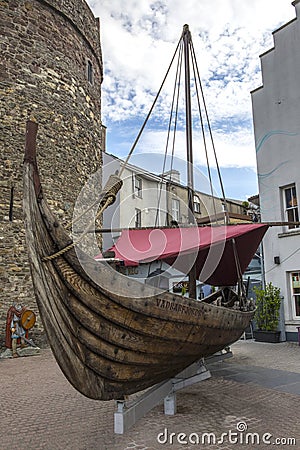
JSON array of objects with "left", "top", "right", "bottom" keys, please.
[{"left": 86, "top": 0, "right": 296, "bottom": 200}]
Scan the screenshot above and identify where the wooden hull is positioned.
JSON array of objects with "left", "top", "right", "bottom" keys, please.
[{"left": 23, "top": 121, "right": 255, "bottom": 400}]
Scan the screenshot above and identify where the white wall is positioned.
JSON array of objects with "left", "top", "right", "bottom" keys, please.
[
  {"left": 119, "top": 166, "right": 167, "bottom": 229},
  {"left": 102, "top": 153, "right": 168, "bottom": 250},
  {"left": 251, "top": 2, "right": 300, "bottom": 340}
]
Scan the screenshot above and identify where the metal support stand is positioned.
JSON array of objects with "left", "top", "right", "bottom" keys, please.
[
  {"left": 114, "top": 349, "right": 232, "bottom": 434},
  {"left": 164, "top": 393, "right": 177, "bottom": 415}
]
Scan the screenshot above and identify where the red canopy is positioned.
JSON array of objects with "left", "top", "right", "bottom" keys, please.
[{"left": 108, "top": 224, "right": 268, "bottom": 286}]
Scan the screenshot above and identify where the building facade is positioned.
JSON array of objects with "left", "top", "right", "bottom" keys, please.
[
  {"left": 102, "top": 153, "right": 168, "bottom": 251},
  {"left": 163, "top": 170, "right": 224, "bottom": 226},
  {"left": 0, "top": 0, "right": 103, "bottom": 348},
  {"left": 251, "top": 0, "right": 300, "bottom": 341}
]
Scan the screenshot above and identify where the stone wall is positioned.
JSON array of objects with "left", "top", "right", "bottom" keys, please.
[{"left": 0, "top": 0, "right": 103, "bottom": 349}]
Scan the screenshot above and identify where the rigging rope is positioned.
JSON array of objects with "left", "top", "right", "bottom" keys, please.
[
  {"left": 43, "top": 196, "right": 113, "bottom": 261},
  {"left": 119, "top": 37, "right": 182, "bottom": 178},
  {"left": 64, "top": 173, "right": 122, "bottom": 230},
  {"left": 48, "top": 25, "right": 232, "bottom": 262},
  {"left": 154, "top": 40, "right": 184, "bottom": 228},
  {"left": 190, "top": 41, "right": 230, "bottom": 223},
  {"left": 232, "top": 238, "right": 247, "bottom": 304},
  {"left": 190, "top": 43, "right": 218, "bottom": 220},
  {"left": 149, "top": 40, "right": 184, "bottom": 278},
  {"left": 61, "top": 33, "right": 183, "bottom": 239},
  {"left": 43, "top": 174, "right": 123, "bottom": 261}
]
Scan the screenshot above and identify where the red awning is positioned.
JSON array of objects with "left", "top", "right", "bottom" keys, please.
[{"left": 108, "top": 224, "right": 268, "bottom": 286}]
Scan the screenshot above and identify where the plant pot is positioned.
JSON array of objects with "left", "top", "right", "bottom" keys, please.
[{"left": 253, "top": 330, "right": 281, "bottom": 343}]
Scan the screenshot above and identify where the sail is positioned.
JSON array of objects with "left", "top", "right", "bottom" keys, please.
[{"left": 108, "top": 224, "right": 268, "bottom": 286}]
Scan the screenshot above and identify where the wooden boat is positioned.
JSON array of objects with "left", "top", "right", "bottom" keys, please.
[
  {"left": 23, "top": 119, "right": 268, "bottom": 400},
  {"left": 23, "top": 26, "right": 269, "bottom": 401}
]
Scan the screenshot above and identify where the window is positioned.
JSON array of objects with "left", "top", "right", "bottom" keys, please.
[
  {"left": 171, "top": 198, "right": 180, "bottom": 222},
  {"left": 134, "top": 175, "right": 142, "bottom": 198},
  {"left": 87, "top": 60, "right": 93, "bottom": 84},
  {"left": 291, "top": 272, "right": 300, "bottom": 317},
  {"left": 9, "top": 186, "right": 14, "bottom": 221},
  {"left": 283, "top": 185, "right": 299, "bottom": 229},
  {"left": 193, "top": 195, "right": 201, "bottom": 214},
  {"left": 135, "top": 208, "right": 141, "bottom": 228}
]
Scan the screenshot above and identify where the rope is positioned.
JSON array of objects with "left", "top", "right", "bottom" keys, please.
[
  {"left": 190, "top": 41, "right": 230, "bottom": 224},
  {"left": 42, "top": 196, "right": 113, "bottom": 261},
  {"left": 65, "top": 173, "right": 122, "bottom": 230},
  {"left": 46, "top": 28, "right": 181, "bottom": 255},
  {"left": 44, "top": 26, "right": 234, "bottom": 262},
  {"left": 149, "top": 42, "right": 183, "bottom": 279},
  {"left": 154, "top": 40, "right": 183, "bottom": 228},
  {"left": 231, "top": 238, "right": 247, "bottom": 304},
  {"left": 119, "top": 37, "right": 182, "bottom": 178},
  {"left": 232, "top": 238, "right": 243, "bottom": 280},
  {"left": 43, "top": 175, "right": 122, "bottom": 261},
  {"left": 190, "top": 47, "right": 219, "bottom": 221}
]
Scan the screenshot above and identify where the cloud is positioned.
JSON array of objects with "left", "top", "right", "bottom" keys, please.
[
  {"left": 128, "top": 124, "right": 257, "bottom": 170},
  {"left": 87, "top": 0, "right": 295, "bottom": 171}
]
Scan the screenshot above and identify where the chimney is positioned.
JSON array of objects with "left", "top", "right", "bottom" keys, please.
[
  {"left": 292, "top": 0, "right": 300, "bottom": 17},
  {"left": 161, "top": 169, "right": 181, "bottom": 183}
]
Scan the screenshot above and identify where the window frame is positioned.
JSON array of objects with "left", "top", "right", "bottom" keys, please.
[
  {"left": 135, "top": 208, "right": 142, "bottom": 228},
  {"left": 86, "top": 59, "right": 93, "bottom": 85},
  {"left": 290, "top": 271, "right": 300, "bottom": 318},
  {"left": 193, "top": 195, "right": 201, "bottom": 214},
  {"left": 283, "top": 184, "right": 299, "bottom": 229},
  {"left": 134, "top": 175, "right": 143, "bottom": 198},
  {"left": 171, "top": 198, "right": 180, "bottom": 222}
]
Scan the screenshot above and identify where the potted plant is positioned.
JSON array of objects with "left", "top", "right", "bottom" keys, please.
[{"left": 253, "top": 282, "right": 281, "bottom": 343}]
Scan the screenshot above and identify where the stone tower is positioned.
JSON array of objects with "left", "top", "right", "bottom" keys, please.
[{"left": 0, "top": 0, "right": 104, "bottom": 347}]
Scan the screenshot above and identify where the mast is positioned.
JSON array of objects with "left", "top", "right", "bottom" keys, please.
[{"left": 183, "top": 24, "right": 197, "bottom": 299}]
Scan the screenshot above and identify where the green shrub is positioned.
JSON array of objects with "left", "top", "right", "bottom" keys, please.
[{"left": 253, "top": 282, "right": 281, "bottom": 331}]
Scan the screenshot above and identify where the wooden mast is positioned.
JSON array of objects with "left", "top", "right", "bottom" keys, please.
[{"left": 183, "top": 24, "right": 197, "bottom": 299}]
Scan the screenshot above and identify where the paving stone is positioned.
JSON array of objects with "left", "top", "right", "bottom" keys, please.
[{"left": 0, "top": 341, "right": 299, "bottom": 449}]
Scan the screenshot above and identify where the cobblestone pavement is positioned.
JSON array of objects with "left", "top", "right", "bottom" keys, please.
[{"left": 1, "top": 340, "right": 299, "bottom": 450}]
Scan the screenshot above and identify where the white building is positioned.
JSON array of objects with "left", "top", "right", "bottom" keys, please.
[
  {"left": 102, "top": 153, "right": 168, "bottom": 250},
  {"left": 251, "top": 0, "right": 300, "bottom": 341}
]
